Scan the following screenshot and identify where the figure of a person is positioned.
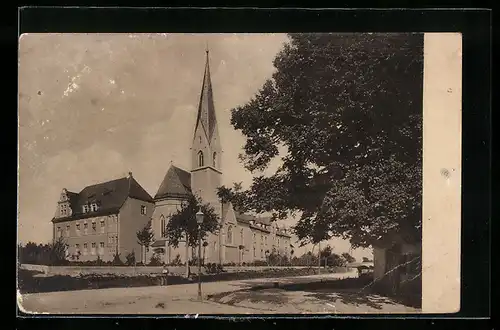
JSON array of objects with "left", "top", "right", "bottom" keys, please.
[{"left": 161, "top": 265, "right": 169, "bottom": 286}]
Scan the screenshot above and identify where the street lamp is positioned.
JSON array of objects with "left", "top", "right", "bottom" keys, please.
[{"left": 196, "top": 210, "right": 204, "bottom": 301}]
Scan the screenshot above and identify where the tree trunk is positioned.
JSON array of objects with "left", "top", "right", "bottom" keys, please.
[
  {"left": 185, "top": 233, "right": 190, "bottom": 277},
  {"left": 219, "top": 202, "right": 224, "bottom": 265}
]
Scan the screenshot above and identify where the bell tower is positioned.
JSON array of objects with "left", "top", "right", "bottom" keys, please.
[{"left": 191, "top": 47, "right": 222, "bottom": 211}]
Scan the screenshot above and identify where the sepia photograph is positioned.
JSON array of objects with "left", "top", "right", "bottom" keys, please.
[{"left": 17, "top": 32, "right": 461, "bottom": 315}]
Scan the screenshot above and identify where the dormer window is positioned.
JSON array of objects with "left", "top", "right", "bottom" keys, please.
[
  {"left": 198, "top": 151, "right": 204, "bottom": 167},
  {"left": 60, "top": 204, "right": 68, "bottom": 216},
  {"left": 83, "top": 205, "right": 89, "bottom": 213},
  {"left": 90, "top": 203, "right": 98, "bottom": 212}
]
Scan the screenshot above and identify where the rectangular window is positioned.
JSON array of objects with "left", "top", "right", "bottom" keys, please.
[
  {"left": 83, "top": 205, "right": 89, "bottom": 213},
  {"left": 91, "top": 242, "right": 96, "bottom": 255},
  {"left": 91, "top": 203, "right": 98, "bottom": 212},
  {"left": 83, "top": 243, "right": 88, "bottom": 255},
  {"left": 65, "top": 225, "right": 70, "bottom": 237},
  {"left": 57, "top": 227, "right": 63, "bottom": 238},
  {"left": 100, "top": 220, "right": 105, "bottom": 233},
  {"left": 99, "top": 242, "right": 105, "bottom": 255},
  {"left": 92, "top": 222, "right": 96, "bottom": 231},
  {"left": 141, "top": 205, "right": 147, "bottom": 215}
]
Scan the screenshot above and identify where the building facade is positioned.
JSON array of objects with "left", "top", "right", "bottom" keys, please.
[
  {"left": 51, "top": 173, "right": 155, "bottom": 262},
  {"left": 149, "top": 49, "right": 291, "bottom": 265},
  {"left": 51, "top": 49, "right": 292, "bottom": 265}
]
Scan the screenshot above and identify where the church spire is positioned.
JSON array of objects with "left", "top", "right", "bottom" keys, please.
[{"left": 194, "top": 46, "right": 217, "bottom": 143}]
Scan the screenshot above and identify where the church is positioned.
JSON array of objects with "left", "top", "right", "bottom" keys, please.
[
  {"left": 51, "top": 49, "right": 291, "bottom": 265},
  {"left": 148, "top": 49, "right": 292, "bottom": 265}
]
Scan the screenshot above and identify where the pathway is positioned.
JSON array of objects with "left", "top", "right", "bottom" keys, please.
[{"left": 17, "top": 270, "right": 417, "bottom": 314}]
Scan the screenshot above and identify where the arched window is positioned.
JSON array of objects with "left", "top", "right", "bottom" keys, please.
[
  {"left": 213, "top": 152, "right": 217, "bottom": 167},
  {"left": 198, "top": 151, "right": 204, "bottom": 167},
  {"left": 226, "top": 225, "right": 233, "bottom": 244},
  {"left": 160, "top": 215, "right": 165, "bottom": 237}
]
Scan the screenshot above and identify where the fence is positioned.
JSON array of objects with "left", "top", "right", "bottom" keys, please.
[{"left": 19, "top": 264, "right": 347, "bottom": 277}]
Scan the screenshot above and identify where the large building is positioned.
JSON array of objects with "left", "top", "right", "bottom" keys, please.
[
  {"left": 51, "top": 49, "right": 291, "bottom": 265},
  {"left": 51, "top": 173, "right": 155, "bottom": 262},
  {"left": 149, "top": 49, "right": 291, "bottom": 265}
]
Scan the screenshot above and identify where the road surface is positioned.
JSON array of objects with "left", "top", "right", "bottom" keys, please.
[{"left": 18, "top": 270, "right": 418, "bottom": 314}]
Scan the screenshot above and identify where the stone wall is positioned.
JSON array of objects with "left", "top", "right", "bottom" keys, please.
[{"left": 19, "top": 264, "right": 329, "bottom": 277}]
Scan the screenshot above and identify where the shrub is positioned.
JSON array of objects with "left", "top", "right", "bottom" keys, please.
[
  {"left": 188, "top": 256, "right": 205, "bottom": 266},
  {"left": 169, "top": 254, "right": 182, "bottom": 266},
  {"left": 149, "top": 254, "right": 163, "bottom": 266},
  {"left": 112, "top": 253, "right": 124, "bottom": 266},
  {"left": 125, "top": 251, "right": 136, "bottom": 266}
]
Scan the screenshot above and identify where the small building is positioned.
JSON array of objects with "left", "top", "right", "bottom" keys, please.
[
  {"left": 372, "top": 234, "right": 422, "bottom": 306},
  {"left": 51, "top": 172, "right": 154, "bottom": 262}
]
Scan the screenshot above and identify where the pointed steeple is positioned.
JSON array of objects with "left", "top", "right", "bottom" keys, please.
[{"left": 194, "top": 47, "right": 217, "bottom": 143}]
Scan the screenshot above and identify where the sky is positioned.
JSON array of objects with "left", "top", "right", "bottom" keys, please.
[{"left": 18, "top": 33, "right": 372, "bottom": 261}]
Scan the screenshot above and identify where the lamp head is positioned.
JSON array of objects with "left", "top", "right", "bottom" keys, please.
[{"left": 196, "top": 210, "right": 204, "bottom": 225}]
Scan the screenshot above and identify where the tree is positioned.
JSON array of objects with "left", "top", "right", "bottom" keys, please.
[
  {"left": 112, "top": 252, "right": 124, "bottom": 266},
  {"left": 217, "top": 182, "right": 248, "bottom": 213},
  {"left": 136, "top": 221, "right": 155, "bottom": 264},
  {"left": 342, "top": 252, "right": 356, "bottom": 264},
  {"left": 230, "top": 33, "right": 423, "bottom": 249},
  {"left": 49, "top": 236, "right": 69, "bottom": 265},
  {"left": 164, "top": 195, "right": 220, "bottom": 275},
  {"left": 125, "top": 251, "right": 136, "bottom": 266}
]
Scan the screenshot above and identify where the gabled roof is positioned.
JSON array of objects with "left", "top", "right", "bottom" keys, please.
[
  {"left": 235, "top": 212, "right": 271, "bottom": 225},
  {"left": 66, "top": 191, "right": 80, "bottom": 210},
  {"left": 194, "top": 49, "right": 217, "bottom": 143},
  {"left": 52, "top": 174, "right": 153, "bottom": 223},
  {"left": 235, "top": 212, "right": 291, "bottom": 237},
  {"left": 154, "top": 165, "right": 192, "bottom": 200}
]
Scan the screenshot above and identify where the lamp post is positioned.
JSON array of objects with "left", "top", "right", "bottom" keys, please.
[{"left": 196, "top": 210, "right": 204, "bottom": 301}]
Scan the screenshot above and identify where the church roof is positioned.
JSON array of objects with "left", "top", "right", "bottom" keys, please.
[
  {"left": 52, "top": 174, "right": 153, "bottom": 223},
  {"left": 194, "top": 49, "right": 217, "bottom": 143},
  {"left": 154, "top": 165, "right": 192, "bottom": 200}
]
